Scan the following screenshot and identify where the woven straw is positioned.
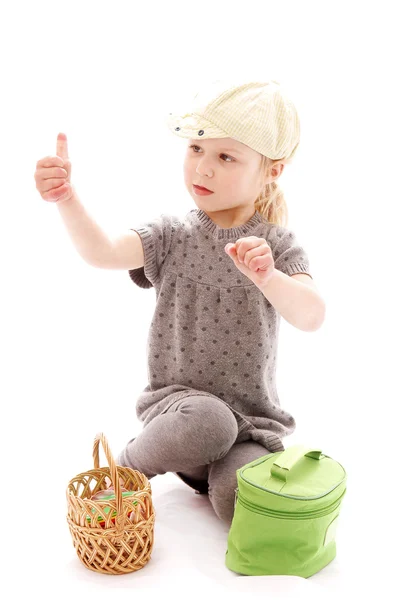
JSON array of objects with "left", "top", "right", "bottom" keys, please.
[{"left": 66, "top": 432, "right": 155, "bottom": 575}]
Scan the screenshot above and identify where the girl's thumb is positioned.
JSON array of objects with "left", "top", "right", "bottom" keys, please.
[{"left": 56, "top": 132, "right": 69, "bottom": 160}]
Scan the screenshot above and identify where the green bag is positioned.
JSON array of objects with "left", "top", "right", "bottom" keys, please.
[{"left": 225, "top": 445, "right": 347, "bottom": 578}]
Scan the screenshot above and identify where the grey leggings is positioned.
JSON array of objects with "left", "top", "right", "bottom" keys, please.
[{"left": 116, "top": 394, "right": 272, "bottom": 525}]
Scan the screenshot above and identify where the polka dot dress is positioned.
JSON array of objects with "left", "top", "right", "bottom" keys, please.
[{"left": 128, "top": 208, "right": 312, "bottom": 454}]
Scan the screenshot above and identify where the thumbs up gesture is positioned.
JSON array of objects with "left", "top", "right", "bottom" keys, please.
[{"left": 34, "top": 132, "right": 73, "bottom": 203}]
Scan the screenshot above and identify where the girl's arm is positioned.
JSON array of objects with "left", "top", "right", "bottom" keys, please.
[{"left": 259, "top": 269, "right": 326, "bottom": 332}]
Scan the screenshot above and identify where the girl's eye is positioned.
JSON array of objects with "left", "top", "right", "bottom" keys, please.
[{"left": 188, "top": 145, "right": 234, "bottom": 162}]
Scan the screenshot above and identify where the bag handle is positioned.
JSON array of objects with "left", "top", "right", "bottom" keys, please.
[
  {"left": 270, "top": 445, "right": 324, "bottom": 483},
  {"left": 93, "top": 432, "right": 125, "bottom": 538}
]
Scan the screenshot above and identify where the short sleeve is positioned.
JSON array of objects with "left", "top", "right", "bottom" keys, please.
[
  {"left": 128, "top": 213, "right": 179, "bottom": 289},
  {"left": 269, "top": 226, "right": 313, "bottom": 278}
]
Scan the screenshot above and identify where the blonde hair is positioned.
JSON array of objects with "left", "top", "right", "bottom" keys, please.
[{"left": 254, "top": 154, "right": 292, "bottom": 228}]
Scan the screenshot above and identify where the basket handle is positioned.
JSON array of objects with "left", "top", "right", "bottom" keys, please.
[
  {"left": 93, "top": 432, "right": 125, "bottom": 537},
  {"left": 270, "top": 445, "right": 324, "bottom": 483}
]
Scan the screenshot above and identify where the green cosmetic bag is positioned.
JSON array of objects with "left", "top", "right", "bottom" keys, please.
[{"left": 225, "top": 445, "right": 347, "bottom": 578}]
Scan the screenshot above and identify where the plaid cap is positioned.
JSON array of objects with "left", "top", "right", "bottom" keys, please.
[{"left": 166, "top": 78, "right": 300, "bottom": 161}]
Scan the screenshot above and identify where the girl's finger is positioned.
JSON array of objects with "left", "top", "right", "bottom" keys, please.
[
  {"left": 225, "top": 243, "right": 236, "bottom": 255},
  {"left": 243, "top": 244, "right": 270, "bottom": 268},
  {"left": 249, "top": 254, "right": 273, "bottom": 271},
  {"left": 236, "top": 238, "right": 265, "bottom": 263}
]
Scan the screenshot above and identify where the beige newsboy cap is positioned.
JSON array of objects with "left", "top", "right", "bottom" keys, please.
[{"left": 166, "top": 78, "right": 300, "bottom": 161}]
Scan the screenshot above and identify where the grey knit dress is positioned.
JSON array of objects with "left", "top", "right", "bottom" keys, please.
[{"left": 127, "top": 208, "right": 312, "bottom": 453}]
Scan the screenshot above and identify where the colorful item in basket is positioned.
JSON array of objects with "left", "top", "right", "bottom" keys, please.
[
  {"left": 90, "top": 486, "right": 132, "bottom": 501},
  {"left": 86, "top": 486, "right": 145, "bottom": 526}
]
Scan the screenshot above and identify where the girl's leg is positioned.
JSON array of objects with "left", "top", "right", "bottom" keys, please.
[
  {"left": 116, "top": 395, "right": 238, "bottom": 480},
  {"left": 207, "top": 441, "right": 273, "bottom": 526}
]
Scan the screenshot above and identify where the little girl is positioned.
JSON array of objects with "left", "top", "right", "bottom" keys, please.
[
  {"left": 116, "top": 79, "right": 326, "bottom": 525},
  {"left": 34, "top": 79, "right": 325, "bottom": 526}
]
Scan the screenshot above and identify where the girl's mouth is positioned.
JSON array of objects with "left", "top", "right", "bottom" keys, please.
[{"left": 193, "top": 185, "right": 213, "bottom": 195}]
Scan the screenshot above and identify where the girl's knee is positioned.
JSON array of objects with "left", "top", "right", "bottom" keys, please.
[{"left": 179, "top": 396, "right": 238, "bottom": 455}]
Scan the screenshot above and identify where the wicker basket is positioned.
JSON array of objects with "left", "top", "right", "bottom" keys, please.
[{"left": 66, "top": 432, "right": 155, "bottom": 575}]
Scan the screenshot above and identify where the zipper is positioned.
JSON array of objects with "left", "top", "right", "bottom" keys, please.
[
  {"left": 235, "top": 487, "right": 346, "bottom": 519},
  {"left": 240, "top": 468, "right": 346, "bottom": 501}
]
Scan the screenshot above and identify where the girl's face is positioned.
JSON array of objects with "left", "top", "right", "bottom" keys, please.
[{"left": 183, "top": 137, "right": 265, "bottom": 214}]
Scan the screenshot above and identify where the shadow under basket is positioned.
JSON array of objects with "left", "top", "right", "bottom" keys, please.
[{"left": 66, "top": 432, "right": 155, "bottom": 575}]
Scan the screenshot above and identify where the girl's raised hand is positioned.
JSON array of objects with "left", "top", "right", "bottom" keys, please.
[
  {"left": 225, "top": 236, "right": 275, "bottom": 289},
  {"left": 34, "top": 132, "right": 73, "bottom": 203}
]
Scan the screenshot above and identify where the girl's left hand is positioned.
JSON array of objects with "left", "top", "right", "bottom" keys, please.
[{"left": 225, "top": 236, "right": 275, "bottom": 288}]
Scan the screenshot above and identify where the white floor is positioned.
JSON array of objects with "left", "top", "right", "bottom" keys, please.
[{"left": 11, "top": 466, "right": 392, "bottom": 600}]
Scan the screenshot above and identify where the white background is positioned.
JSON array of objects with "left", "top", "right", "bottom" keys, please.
[{"left": 1, "top": 0, "right": 398, "bottom": 597}]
